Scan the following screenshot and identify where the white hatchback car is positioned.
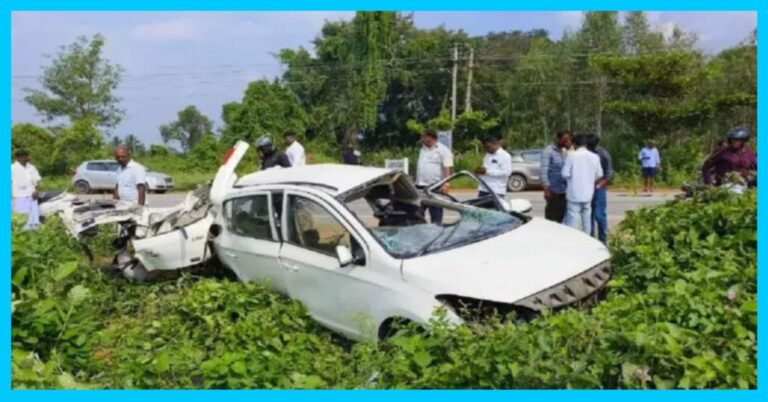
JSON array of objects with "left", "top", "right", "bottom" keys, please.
[{"left": 41, "top": 141, "right": 611, "bottom": 342}]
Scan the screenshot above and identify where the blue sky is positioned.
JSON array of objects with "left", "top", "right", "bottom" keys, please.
[{"left": 11, "top": 11, "right": 757, "bottom": 145}]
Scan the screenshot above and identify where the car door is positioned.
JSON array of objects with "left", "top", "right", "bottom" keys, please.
[
  {"left": 131, "top": 213, "right": 214, "bottom": 271},
  {"left": 214, "top": 191, "right": 287, "bottom": 293},
  {"left": 86, "top": 162, "right": 110, "bottom": 189},
  {"left": 105, "top": 162, "right": 120, "bottom": 188},
  {"left": 522, "top": 151, "right": 542, "bottom": 183},
  {"left": 279, "top": 191, "right": 379, "bottom": 338}
]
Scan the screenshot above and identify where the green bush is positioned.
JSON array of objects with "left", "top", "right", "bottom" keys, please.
[{"left": 12, "top": 189, "right": 756, "bottom": 389}]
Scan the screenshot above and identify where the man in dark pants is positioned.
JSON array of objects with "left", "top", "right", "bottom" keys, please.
[
  {"left": 415, "top": 129, "right": 454, "bottom": 224},
  {"left": 586, "top": 134, "right": 614, "bottom": 244},
  {"left": 342, "top": 144, "right": 361, "bottom": 165},
  {"left": 540, "top": 130, "right": 573, "bottom": 223}
]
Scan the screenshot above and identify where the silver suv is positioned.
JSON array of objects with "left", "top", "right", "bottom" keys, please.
[
  {"left": 71, "top": 160, "right": 174, "bottom": 194},
  {"left": 507, "top": 149, "right": 543, "bottom": 192}
]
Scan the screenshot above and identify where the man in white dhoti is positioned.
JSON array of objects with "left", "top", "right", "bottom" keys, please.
[{"left": 11, "top": 149, "right": 42, "bottom": 230}]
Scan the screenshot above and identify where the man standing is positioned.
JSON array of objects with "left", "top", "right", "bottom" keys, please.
[
  {"left": 416, "top": 129, "right": 454, "bottom": 224},
  {"left": 284, "top": 130, "right": 306, "bottom": 167},
  {"left": 114, "top": 145, "right": 147, "bottom": 206},
  {"left": 11, "top": 149, "right": 42, "bottom": 230},
  {"left": 586, "top": 134, "right": 614, "bottom": 244},
  {"left": 702, "top": 126, "right": 757, "bottom": 187},
  {"left": 561, "top": 134, "right": 603, "bottom": 234},
  {"left": 342, "top": 144, "right": 361, "bottom": 165},
  {"left": 540, "top": 130, "right": 573, "bottom": 223},
  {"left": 638, "top": 140, "right": 661, "bottom": 193},
  {"left": 256, "top": 136, "right": 291, "bottom": 170},
  {"left": 475, "top": 135, "right": 513, "bottom": 198}
]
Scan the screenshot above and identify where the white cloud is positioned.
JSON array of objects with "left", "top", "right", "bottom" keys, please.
[{"left": 132, "top": 17, "right": 212, "bottom": 42}]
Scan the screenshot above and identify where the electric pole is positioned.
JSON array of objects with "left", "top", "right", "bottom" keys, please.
[
  {"left": 465, "top": 46, "right": 474, "bottom": 113},
  {"left": 451, "top": 44, "right": 458, "bottom": 122}
]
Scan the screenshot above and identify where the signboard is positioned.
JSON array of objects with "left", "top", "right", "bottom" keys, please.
[
  {"left": 438, "top": 130, "right": 452, "bottom": 150},
  {"left": 384, "top": 158, "right": 409, "bottom": 175}
]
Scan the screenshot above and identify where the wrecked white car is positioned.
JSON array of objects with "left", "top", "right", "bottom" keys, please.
[{"left": 41, "top": 141, "right": 611, "bottom": 341}]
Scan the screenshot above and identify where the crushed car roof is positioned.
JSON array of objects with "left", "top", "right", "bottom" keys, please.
[{"left": 236, "top": 164, "right": 399, "bottom": 196}]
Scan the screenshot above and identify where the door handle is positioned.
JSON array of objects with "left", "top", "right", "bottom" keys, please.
[{"left": 223, "top": 251, "right": 238, "bottom": 259}]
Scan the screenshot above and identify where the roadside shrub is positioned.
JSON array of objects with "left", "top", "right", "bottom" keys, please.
[{"left": 11, "top": 189, "right": 756, "bottom": 389}]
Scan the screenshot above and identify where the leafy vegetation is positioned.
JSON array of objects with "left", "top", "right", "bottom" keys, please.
[{"left": 12, "top": 189, "right": 756, "bottom": 389}]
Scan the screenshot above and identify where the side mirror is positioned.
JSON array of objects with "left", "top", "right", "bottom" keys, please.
[
  {"left": 335, "top": 245, "right": 354, "bottom": 267},
  {"left": 507, "top": 199, "right": 533, "bottom": 214}
]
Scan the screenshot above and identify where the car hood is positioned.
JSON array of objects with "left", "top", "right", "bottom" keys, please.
[{"left": 400, "top": 217, "right": 610, "bottom": 305}]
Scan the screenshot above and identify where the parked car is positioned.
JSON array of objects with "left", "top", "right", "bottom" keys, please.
[
  {"left": 507, "top": 149, "right": 543, "bottom": 192},
  {"left": 71, "top": 160, "right": 174, "bottom": 194},
  {"left": 43, "top": 141, "right": 611, "bottom": 342}
]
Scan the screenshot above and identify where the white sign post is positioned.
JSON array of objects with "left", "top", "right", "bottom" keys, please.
[
  {"left": 384, "top": 158, "right": 409, "bottom": 175},
  {"left": 438, "top": 130, "right": 453, "bottom": 150}
]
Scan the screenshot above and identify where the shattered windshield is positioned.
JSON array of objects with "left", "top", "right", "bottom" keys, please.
[{"left": 369, "top": 206, "right": 522, "bottom": 259}]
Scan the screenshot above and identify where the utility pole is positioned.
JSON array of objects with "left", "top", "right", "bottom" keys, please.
[
  {"left": 451, "top": 44, "right": 458, "bottom": 122},
  {"left": 465, "top": 45, "right": 474, "bottom": 113}
]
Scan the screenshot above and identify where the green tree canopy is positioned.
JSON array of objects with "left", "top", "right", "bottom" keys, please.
[
  {"left": 23, "top": 34, "right": 124, "bottom": 130},
  {"left": 160, "top": 106, "right": 214, "bottom": 154}
]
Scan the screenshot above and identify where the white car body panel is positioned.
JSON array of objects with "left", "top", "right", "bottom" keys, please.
[
  {"left": 39, "top": 140, "right": 612, "bottom": 342},
  {"left": 401, "top": 218, "right": 610, "bottom": 303}
]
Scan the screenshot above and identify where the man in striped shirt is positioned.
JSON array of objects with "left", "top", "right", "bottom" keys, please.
[{"left": 540, "top": 130, "right": 573, "bottom": 223}]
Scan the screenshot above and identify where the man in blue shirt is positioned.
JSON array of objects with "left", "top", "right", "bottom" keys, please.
[
  {"left": 638, "top": 140, "right": 661, "bottom": 193},
  {"left": 540, "top": 130, "right": 573, "bottom": 223}
]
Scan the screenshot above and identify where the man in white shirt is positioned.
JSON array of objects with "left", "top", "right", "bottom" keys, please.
[
  {"left": 416, "top": 129, "right": 454, "bottom": 224},
  {"left": 561, "top": 134, "right": 603, "bottom": 234},
  {"left": 475, "top": 135, "right": 513, "bottom": 198},
  {"left": 113, "top": 146, "right": 147, "bottom": 206},
  {"left": 284, "top": 130, "right": 306, "bottom": 167},
  {"left": 11, "top": 149, "right": 42, "bottom": 230}
]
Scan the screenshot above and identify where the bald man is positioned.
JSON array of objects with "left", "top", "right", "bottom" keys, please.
[{"left": 113, "top": 146, "right": 147, "bottom": 206}]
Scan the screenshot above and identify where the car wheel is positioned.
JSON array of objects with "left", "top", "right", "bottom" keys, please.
[
  {"left": 378, "top": 317, "right": 421, "bottom": 342},
  {"left": 74, "top": 180, "right": 91, "bottom": 194},
  {"left": 507, "top": 174, "right": 527, "bottom": 192}
]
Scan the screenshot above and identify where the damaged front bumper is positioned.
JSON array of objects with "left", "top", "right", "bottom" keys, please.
[{"left": 511, "top": 260, "right": 612, "bottom": 310}]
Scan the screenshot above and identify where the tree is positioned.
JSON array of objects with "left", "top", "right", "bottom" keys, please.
[
  {"left": 159, "top": 106, "right": 214, "bottom": 154},
  {"left": 187, "top": 133, "right": 227, "bottom": 171},
  {"left": 11, "top": 123, "right": 57, "bottom": 174},
  {"left": 623, "top": 12, "right": 665, "bottom": 54},
  {"left": 149, "top": 144, "right": 170, "bottom": 157},
  {"left": 123, "top": 134, "right": 146, "bottom": 156},
  {"left": 23, "top": 34, "right": 124, "bottom": 130},
  {"left": 220, "top": 80, "right": 308, "bottom": 146},
  {"left": 52, "top": 118, "right": 105, "bottom": 173}
]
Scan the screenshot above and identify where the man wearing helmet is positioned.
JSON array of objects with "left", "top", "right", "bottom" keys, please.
[
  {"left": 255, "top": 135, "right": 292, "bottom": 170},
  {"left": 701, "top": 127, "right": 757, "bottom": 187}
]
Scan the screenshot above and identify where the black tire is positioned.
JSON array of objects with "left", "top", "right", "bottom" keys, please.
[
  {"left": 507, "top": 174, "right": 528, "bottom": 192},
  {"left": 154, "top": 190, "right": 168, "bottom": 194},
  {"left": 74, "top": 180, "right": 91, "bottom": 194},
  {"left": 378, "top": 317, "right": 421, "bottom": 342}
]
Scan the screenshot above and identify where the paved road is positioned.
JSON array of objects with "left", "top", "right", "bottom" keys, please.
[{"left": 83, "top": 190, "right": 675, "bottom": 228}]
